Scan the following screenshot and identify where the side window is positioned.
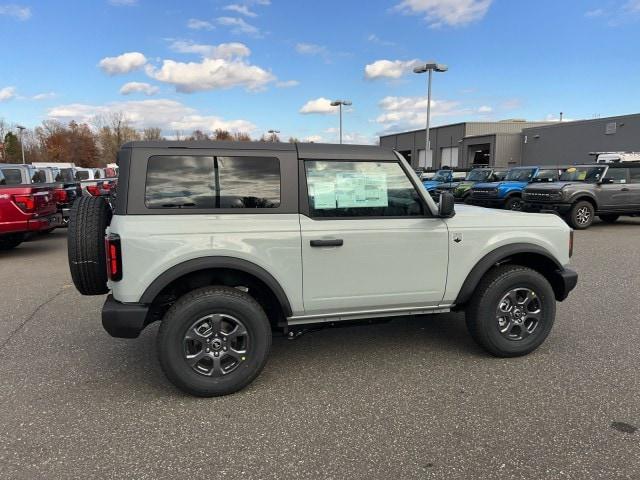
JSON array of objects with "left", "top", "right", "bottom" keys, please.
[
  {"left": 305, "top": 160, "right": 425, "bottom": 218},
  {"left": 604, "top": 168, "right": 629, "bottom": 184},
  {"left": 2, "top": 169, "right": 22, "bottom": 185},
  {"left": 628, "top": 168, "right": 640, "bottom": 184},
  {"left": 145, "top": 155, "right": 281, "bottom": 209},
  {"left": 76, "top": 170, "right": 90, "bottom": 181},
  {"left": 94, "top": 169, "right": 102, "bottom": 179},
  {"left": 31, "top": 169, "right": 47, "bottom": 184}
]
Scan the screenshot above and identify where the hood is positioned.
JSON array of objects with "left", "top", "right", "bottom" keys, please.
[
  {"left": 423, "top": 180, "right": 443, "bottom": 190},
  {"left": 455, "top": 181, "right": 474, "bottom": 189},
  {"left": 526, "top": 181, "right": 589, "bottom": 191},
  {"left": 447, "top": 204, "right": 569, "bottom": 229},
  {"left": 473, "top": 181, "right": 501, "bottom": 189}
]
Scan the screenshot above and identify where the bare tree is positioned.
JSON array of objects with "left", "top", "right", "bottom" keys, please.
[{"left": 142, "top": 127, "right": 163, "bottom": 141}]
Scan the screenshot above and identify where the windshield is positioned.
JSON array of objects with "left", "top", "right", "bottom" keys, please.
[
  {"left": 466, "top": 169, "right": 490, "bottom": 182},
  {"left": 505, "top": 168, "right": 535, "bottom": 182},
  {"left": 58, "top": 168, "right": 75, "bottom": 183},
  {"left": 559, "top": 166, "right": 606, "bottom": 183},
  {"left": 431, "top": 170, "right": 451, "bottom": 182}
]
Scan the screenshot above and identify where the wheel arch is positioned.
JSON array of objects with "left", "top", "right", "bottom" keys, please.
[
  {"left": 455, "top": 244, "right": 566, "bottom": 306},
  {"left": 570, "top": 194, "right": 598, "bottom": 210},
  {"left": 141, "top": 257, "right": 293, "bottom": 323}
]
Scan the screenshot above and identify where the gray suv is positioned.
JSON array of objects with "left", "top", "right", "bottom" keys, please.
[{"left": 522, "top": 163, "right": 640, "bottom": 229}]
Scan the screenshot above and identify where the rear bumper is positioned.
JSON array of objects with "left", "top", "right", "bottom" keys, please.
[
  {"left": 102, "top": 294, "right": 150, "bottom": 338},
  {"left": 523, "top": 202, "right": 572, "bottom": 215},
  {"left": 554, "top": 268, "right": 578, "bottom": 301}
]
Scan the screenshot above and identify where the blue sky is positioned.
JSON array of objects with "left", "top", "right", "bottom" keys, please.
[{"left": 1, "top": 0, "right": 640, "bottom": 143}]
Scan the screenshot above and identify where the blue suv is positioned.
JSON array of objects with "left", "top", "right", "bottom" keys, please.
[
  {"left": 469, "top": 166, "right": 562, "bottom": 211},
  {"left": 422, "top": 169, "right": 468, "bottom": 199}
]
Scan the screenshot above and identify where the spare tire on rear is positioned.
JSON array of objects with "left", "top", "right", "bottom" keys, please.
[{"left": 68, "top": 196, "right": 112, "bottom": 295}]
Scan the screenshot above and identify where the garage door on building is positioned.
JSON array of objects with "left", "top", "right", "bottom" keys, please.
[
  {"left": 441, "top": 147, "right": 459, "bottom": 168},
  {"left": 418, "top": 149, "right": 433, "bottom": 169}
]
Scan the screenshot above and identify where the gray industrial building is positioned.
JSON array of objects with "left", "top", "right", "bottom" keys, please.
[
  {"left": 521, "top": 113, "right": 640, "bottom": 165},
  {"left": 380, "top": 113, "right": 640, "bottom": 170}
]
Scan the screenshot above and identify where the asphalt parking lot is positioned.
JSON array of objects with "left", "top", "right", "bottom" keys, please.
[{"left": 1, "top": 220, "right": 639, "bottom": 480}]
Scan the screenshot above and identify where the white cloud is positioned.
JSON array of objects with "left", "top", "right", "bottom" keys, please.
[
  {"left": 169, "top": 40, "right": 250, "bottom": 59},
  {"left": 626, "top": 0, "right": 640, "bottom": 12},
  {"left": 150, "top": 41, "right": 273, "bottom": 93},
  {"left": 364, "top": 59, "right": 422, "bottom": 80},
  {"left": 223, "top": 4, "right": 257, "bottom": 17},
  {"left": 99, "top": 52, "right": 147, "bottom": 75},
  {"left": 367, "top": 34, "right": 396, "bottom": 46},
  {"left": 376, "top": 95, "right": 471, "bottom": 130},
  {"left": 276, "top": 80, "right": 300, "bottom": 88},
  {"left": 32, "top": 92, "right": 56, "bottom": 100},
  {"left": 48, "top": 99, "right": 256, "bottom": 134},
  {"left": 0, "top": 4, "right": 31, "bottom": 19},
  {"left": 585, "top": 8, "right": 604, "bottom": 17},
  {"left": 148, "top": 58, "right": 274, "bottom": 93},
  {"left": 109, "top": 0, "right": 138, "bottom": 5},
  {"left": 0, "top": 86, "right": 16, "bottom": 102},
  {"left": 477, "top": 105, "right": 493, "bottom": 113},
  {"left": 395, "top": 0, "right": 493, "bottom": 27},
  {"left": 216, "top": 16, "right": 261, "bottom": 36},
  {"left": 300, "top": 98, "right": 338, "bottom": 115},
  {"left": 304, "top": 135, "right": 324, "bottom": 143},
  {"left": 119, "top": 82, "right": 159, "bottom": 96},
  {"left": 295, "top": 43, "right": 328, "bottom": 56},
  {"left": 187, "top": 18, "right": 214, "bottom": 30}
]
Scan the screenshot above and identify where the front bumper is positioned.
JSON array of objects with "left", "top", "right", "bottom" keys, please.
[
  {"left": 554, "top": 268, "right": 578, "bottom": 301},
  {"left": 469, "top": 197, "right": 504, "bottom": 208},
  {"left": 523, "top": 202, "right": 572, "bottom": 215},
  {"left": 102, "top": 295, "right": 150, "bottom": 338}
]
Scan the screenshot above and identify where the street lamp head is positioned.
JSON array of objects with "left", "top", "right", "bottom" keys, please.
[
  {"left": 342, "top": 100, "right": 352, "bottom": 106},
  {"left": 268, "top": 129, "right": 280, "bottom": 134},
  {"left": 16, "top": 125, "right": 26, "bottom": 131},
  {"left": 414, "top": 62, "right": 448, "bottom": 74},
  {"left": 330, "top": 100, "right": 352, "bottom": 107}
]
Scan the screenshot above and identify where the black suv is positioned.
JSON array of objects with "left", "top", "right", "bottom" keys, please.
[{"left": 522, "top": 163, "right": 640, "bottom": 229}]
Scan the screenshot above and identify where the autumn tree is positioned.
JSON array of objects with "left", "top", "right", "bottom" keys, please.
[
  {"left": 233, "top": 132, "right": 251, "bottom": 142},
  {"left": 213, "top": 129, "right": 232, "bottom": 140},
  {"left": 3, "top": 132, "right": 22, "bottom": 163}
]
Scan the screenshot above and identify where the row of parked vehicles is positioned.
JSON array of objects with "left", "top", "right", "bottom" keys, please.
[
  {"left": 0, "top": 163, "right": 118, "bottom": 250},
  {"left": 420, "top": 161, "right": 640, "bottom": 229}
]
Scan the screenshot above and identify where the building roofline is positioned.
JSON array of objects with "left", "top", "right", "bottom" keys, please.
[
  {"left": 379, "top": 121, "right": 556, "bottom": 139},
  {"left": 521, "top": 113, "right": 640, "bottom": 132}
]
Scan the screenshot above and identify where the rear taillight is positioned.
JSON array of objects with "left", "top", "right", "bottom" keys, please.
[
  {"left": 105, "top": 234, "right": 123, "bottom": 281},
  {"left": 12, "top": 194, "right": 36, "bottom": 212},
  {"left": 54, "top": 188, "right": 68, "bottom": 203},
  {"left": 569, "top": 230, "right": 574, "bottom": 258},
  {"left": 102, "top": 182, "right": 112, "bottom": 191},
  {"left": 87, "top": 185, "right": 101, "bottom": 196}
]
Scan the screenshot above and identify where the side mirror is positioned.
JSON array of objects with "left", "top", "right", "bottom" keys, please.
[{"left": 438, "top": 192, "right": 456, "bottom": 218}]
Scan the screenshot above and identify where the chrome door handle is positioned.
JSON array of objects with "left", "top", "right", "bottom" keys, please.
[{"left": 310, "top": 239, "right": 344, "bottom": 247}]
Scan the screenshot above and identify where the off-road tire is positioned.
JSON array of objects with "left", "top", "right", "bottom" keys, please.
[
  {"left": 466, "top": 265, "right": 556, "bottom": 357},
  {"left": 0, "top": 233, "right": 25, "bottom": 250},
  {"left": 504, "top": 196, "right": 523, "bottom": 211},
  {"left": 67, "top": 196, "right": 112, "bottom": 295},
  {"left": 158, "top": 286, "right": 272, "bottom": 397},
  {"left": 567, "top": 200, "right": 594, "bottom": 230},
  {"left": 599, "top": 214, "right": 619, "bottom": 224}
]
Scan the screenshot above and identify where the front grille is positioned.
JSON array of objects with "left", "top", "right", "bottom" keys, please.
[
  {"left": 524, "top": 190, "right": 560, "bottom": 202},
  {"left": 472, "top": 189, "right": 498, "bottom": 198}
]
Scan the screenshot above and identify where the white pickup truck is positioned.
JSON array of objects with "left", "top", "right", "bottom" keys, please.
[{"left": 68, "top": 141, "right": 577, "bottom": 397}]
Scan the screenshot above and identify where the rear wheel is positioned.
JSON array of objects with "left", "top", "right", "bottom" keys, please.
[
  {"left": 0, "top": 233, "right": 25, "bottom": 251},
  {"left": 158, "top": 286, "right": 272, "bottom": 397},
  {"left": 67, "top": 196, "right": 112, "bottom": 295},
  {"left": 567, "top": 200, "right": 594, "bottom": 229},
  {"left": 466, "top": 265, "right": 556, "bottom": 357},
  {"left": 504, "top": 196, "right": 523, "bottom": 211},
  {"left": 599, "top": 214, "right": 619, "bottom": 224}
]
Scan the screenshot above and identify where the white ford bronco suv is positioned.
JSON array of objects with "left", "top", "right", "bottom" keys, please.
[{"left": 68, "top": 141, "right": 578, "bottom": 397}]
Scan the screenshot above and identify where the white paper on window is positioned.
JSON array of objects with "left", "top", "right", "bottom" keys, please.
[{"left": 335, "top": 172, "right": 388, "bottom": 208}]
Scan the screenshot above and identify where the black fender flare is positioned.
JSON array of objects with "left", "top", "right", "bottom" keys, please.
[
  {"left": 568, "top": 193, "right": 598, "bottom": 210},
  {"left": 455, "top": 243, "right": 563, "bottom": 305},
  {"left": 140, "top": 256, "right": 293, "bottom": 317}
]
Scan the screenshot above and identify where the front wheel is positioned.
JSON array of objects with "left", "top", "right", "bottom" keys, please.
[
  {"left": 466, "top": 265, "right": 556, "bottom": 357},
  {"left": 504, "top": 196, "right": 523, "bottom": 211},
  {"left": 158, "top": 286, "right": 272, "bottom": 397},
  {"left": 567, "top": 201, "right": 594, "bottom": 229}
]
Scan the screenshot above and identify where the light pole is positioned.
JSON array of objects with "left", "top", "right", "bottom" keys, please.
[
  {"left": 267, "top": 129, "right": 280, "bottom": 142},
  {"left": 330, "top": 100, "right": 352, "bottom": 144},
  {"left": 413, "top": 62, "right": 447, "bottom": 168},
  {"left": 16, "top": 125, "right": 26, "bottom": 164}
]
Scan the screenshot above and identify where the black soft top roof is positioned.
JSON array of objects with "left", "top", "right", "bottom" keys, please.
[{"left": 121, "top": 141, "right": 398, "bottom": 161}]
